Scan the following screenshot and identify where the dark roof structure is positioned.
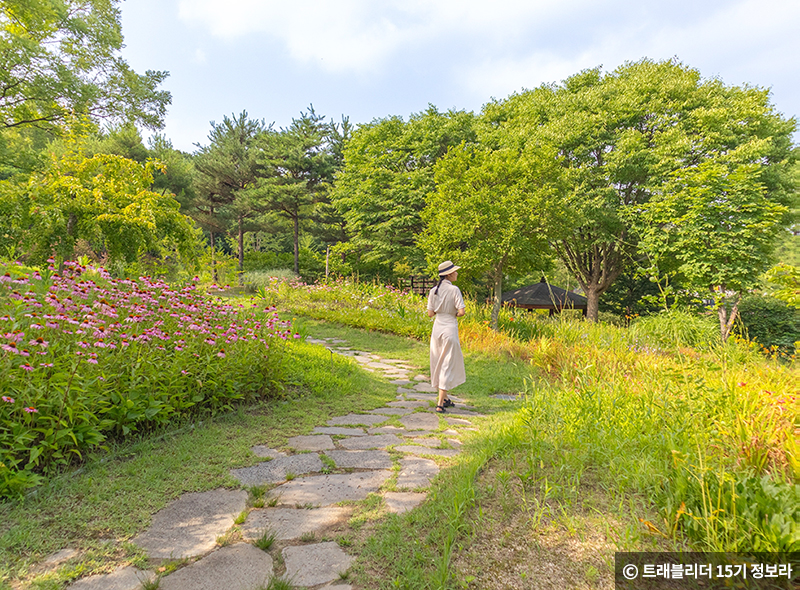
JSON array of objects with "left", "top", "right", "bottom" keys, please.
[{"left": 502, "top": 278, "right": 587, "bottom": 315}]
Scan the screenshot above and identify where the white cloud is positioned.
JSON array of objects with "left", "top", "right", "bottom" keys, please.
[
  {"left": 193, "top": 48, "right": 207, "bottom": 64},
  {"left": 177, "top": 0, "right": 592, "bottom": 72}
]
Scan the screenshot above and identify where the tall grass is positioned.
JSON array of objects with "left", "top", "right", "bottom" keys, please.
[{"left": 257, "top": 275, "right": 798, "bottom": 553}]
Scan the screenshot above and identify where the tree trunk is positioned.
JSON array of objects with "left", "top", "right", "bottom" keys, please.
[
  {"left": 238, "top": 216, "right": 244, "bottom": 286},
  {"left": 210, "top": 231, "right": 218, "bottom": 283},
  {"left": 490, "top": 270, "right": 503, "bottom": 331},
  {"left": 293, "top": 215, "right": 300, "bottom": 275},
  {"left": 717, "top": 292, "right": 741, "bottom": 343},
  {"left": 585, "top": 286, "right": 600, "bottom": 322}
]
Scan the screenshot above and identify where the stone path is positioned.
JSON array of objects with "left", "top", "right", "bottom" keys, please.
[{"left": 64, "top": 336, "right": 485, "bottom": 590}]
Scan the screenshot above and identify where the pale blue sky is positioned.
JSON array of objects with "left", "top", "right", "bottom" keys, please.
[{"left": 119, "top": 0, "right": 800, "bottom": 152}]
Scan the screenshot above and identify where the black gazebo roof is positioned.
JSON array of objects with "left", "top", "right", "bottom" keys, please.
[{"left": 501, "top": 278, "right": 587, "bottom": 310}]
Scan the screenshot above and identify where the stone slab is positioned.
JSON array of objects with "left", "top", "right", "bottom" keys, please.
[
  {"left": 251, "top": 446, "right": 286, "bottom": 459},
  {"left": 400, "top": 413, "right": 440, "bottom": 431},
  {"left": 368, "top": 426, "right": 406, "bottom": 435},
  {"left": 402, "top": 430, "right": 436, "bottom": 437},
  {"left": 413, "top": 375, "right": 428, "bottom": 381},
  {"left": 413, "top": 382, "right": 437, "bottom": 393},
  {"left": 320, "top": 585, "right": 353, "bottom": 590},
  {"left": 159, "top": 543, "right": 272, "bottom": 590},
  {"left": 327, "top": 414, "right": 388, "bottom": 426},
  {"left": 387, "top": 400, "right": 427, "bottom": 408},
  {"left": 403, "top": 393, "right": 437, "bottom": 401},
  {"left": 389, "top": 380, "right": 414, "bottom": 385},
  {"left": 397, "top": 456, "right": 439, "bottom": 489},
  {"left": 352, "top": 356, "right": 370, "bottom": 363},
  {"left": 68, "top": 566, "right": 155, "bottom": 590},
  {"left": 306, "top": 338, "right": 327, "bottom": 344},
  {"left": 231, "top": 454, "right": 323, "bottom": 486},
  {"left": 242, "top": 506, "right": 351, "bottom": 541},
  {"left": 338, "top": 434, "right": 402, "bottom": 450},
  {"left": 384, "top": 492, "right": 427, "bottom": 514},
  {"left": 272, "top": 471, "right": 391, "bottom": 507},
  {"left": 366, "top": 362, "right": 395, "bottom": 370},
  {"left": 313, "top": 426, "right": 367, "bottom": 437},
  {"left": 409, "top": 437, "right": 442, "bottom": 448},
  {"left": 442, "top": 429, "right": 460, "bottom": 436},
  {"left": 397, "top": 387, "right": 418, "bottom": 394},
  {"left": 444, "top": 417, "right": 473, "bottom": 426},
  {"left": 283, "top": 542, "right": 354, "bottom": 587},
  {"left": 132, "top": 489, "right": 247, "bottom": 559},
  {"left": 367, "top": 407, "right": 412, "bottom": 416},
  {"left": 325, "top": 450, "right": 392, "bottom": 469},
  {"left": 287, "top": 435, "right": 335, "bottom": 451},
  {"left": 394, "top": 446, "right": 460, "bottom": 458}
]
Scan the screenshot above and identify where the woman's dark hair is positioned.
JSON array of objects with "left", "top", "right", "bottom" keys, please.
[{"left": 434, "top": 278, "right": 444, "bottom": 295}]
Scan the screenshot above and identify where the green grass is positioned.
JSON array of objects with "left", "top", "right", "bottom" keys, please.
[
  {"left": 254, "top": 528, "right": 277, "bottom": 551},
  {"left": 0, "top": 341, "right": 396, "bottom": 587}
]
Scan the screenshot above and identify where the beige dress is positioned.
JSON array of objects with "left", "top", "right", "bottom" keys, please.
[{"left": 427, "top": 279, "right": 466, "bottom": 391}]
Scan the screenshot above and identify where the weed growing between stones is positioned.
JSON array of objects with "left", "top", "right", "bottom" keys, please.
[{"left": 255, "top": 528, "right": 277, "bottom": 551}]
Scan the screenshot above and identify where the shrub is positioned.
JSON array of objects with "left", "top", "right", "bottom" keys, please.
[
  {"left": 630, "top": 308, "right": 719, "bottom": 350},
  {"left": 736, "top": 294, "right": 799, "bottom": 357}
]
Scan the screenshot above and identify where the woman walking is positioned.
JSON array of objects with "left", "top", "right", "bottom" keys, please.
[{"left": 427, "top": 261, "right": 466, "bottom": 413}]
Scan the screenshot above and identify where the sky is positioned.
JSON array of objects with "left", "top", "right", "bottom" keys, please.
[{"left": 119, "top": 0, "right": 800, "bottom": 153}]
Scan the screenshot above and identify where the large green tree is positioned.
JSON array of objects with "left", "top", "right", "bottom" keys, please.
[
  {"left": 420, "top": 144, "right": 556, "bottom": 329},
  {"left": 193, "top": 112, "right": 267, "bottom": 282},
  {"left": 12, "top": 135, "right": 195, "bottom": 266},
  {"left": 486, "top": 59, "right": 797, "bottom": 323},
  {"left": 253, "top": 107, "right": 337, "bottom": 274},
  {"left": 0, "top": 0, "right": 170, "bottom": 132},
  {"left": 331, "top": 106, "right": 476, "bottom": 277}
]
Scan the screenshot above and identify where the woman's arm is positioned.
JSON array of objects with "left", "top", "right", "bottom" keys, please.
[
  {"left": 456, "top": 307, "right": 466, "bottom": 317},
  {"left": 427, "top": 309, "right": 436, "bottom": 318}
]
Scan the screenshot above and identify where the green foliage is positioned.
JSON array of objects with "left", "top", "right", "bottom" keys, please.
[
  {"left": 630, "top": 309, "right": 719, "bottom": 351},
  {"left": 4, "top": 130, "right": 197, "bottom": 266},
  {"left": 421, "top": 142, "right": 556, "bottom": 327},
  {"left": 736, "top": 294, "right": 800, "bottom": 356},
  {"left": 0, "top": 0, "right": 170, "bottom": 131},
  {"left": 331, "top": 106, "right": 476, "bottom": 278},
  {"left": 765, "top": 263, "right": 800, "bottom": 309}
]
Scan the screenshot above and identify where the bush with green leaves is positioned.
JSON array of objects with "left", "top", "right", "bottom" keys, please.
[{"left": 736, "top": 294, "right": 799, "bottom": 357}]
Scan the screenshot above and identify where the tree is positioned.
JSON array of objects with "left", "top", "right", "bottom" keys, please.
[
  {"left": 486, "top": 59, "right": 797, "bottom": 324},
  {"left": 420, "top": 144, "right": 556, "bottom": 329},
  {"left": 331, "top": 106, "right": 476, "bottom": 278},
  {"left": 253, "top": 106, "right": 336, "bottom": 274},
  {"left": 14, "top": 134, "right": 196, "bottom": 266},
  {"left": 193, "top": 112, "right": 267, "bottom": 283},
  {"left": 0, "top": 0, "right": 170, "bottom": 132}
]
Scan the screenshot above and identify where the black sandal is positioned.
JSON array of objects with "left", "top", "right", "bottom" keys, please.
[
  {"left": 435, "top": 405, "right": 446, "bottom": 413},
  {"left": 443, "top": 398, "right": 455, "bottom": 408}
]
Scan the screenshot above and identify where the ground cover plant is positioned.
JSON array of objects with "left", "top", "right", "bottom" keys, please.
[{"left": 0, "top": 260, "right": 298, "bottom": 500}]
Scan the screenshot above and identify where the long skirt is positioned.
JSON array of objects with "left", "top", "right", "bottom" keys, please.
[{"left": 430, "top": 316, "right": 465, "bottom": 391}]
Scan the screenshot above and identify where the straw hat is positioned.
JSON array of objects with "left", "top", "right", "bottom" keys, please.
[{"left": 437, "top": 260, "right": 461, "bottom": 277}]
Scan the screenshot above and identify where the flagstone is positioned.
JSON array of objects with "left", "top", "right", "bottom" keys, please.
[
  {"left": 327, "top": 413, "right": 388, "bottom": 426},
  {"left": 241, "top": 507, "right": 351, "bottom": 541},
  {"left": 409, "top": 437, "right": 441, "bottom": 448},
  {"left": 251, "top": 446, "right": 286, "bottom": 459},
  {"left": 387, "top": 400, "right": 428, "bottom": 408},
  {"left": 68, "top": 566, "right": 155, "bottom": 590},
  {"left": 286, "top": 435, "right": 335, "bottom": 451},
  {"left": 231, "top": 454, "right": 323, "bottom": 486},
  {"left": 132, "top": 489, "right": 247, "bottom": 559},
  {"left": 368, "top": 426, "right": 407, "bottom": 435},
  {"left": 283, "top": 542, "right": 354, "bottom": 587},
  {"left": 399, "top": 413, "right": 439, "bottom": 431},
  {"left": 444, "top": 417, "right": 473, "bottom": 426},
  {"left": 413, "top": 382, "right": 437, "bottom": 393},
  {"left": 159, "top": 543, "right": 272, "bottom": 590},
  {"left": 273, "top": 471, "right": 391, "bottom": 507},
  {"left": 384, "top": 492, "right": 427, "bottom": 514},
  {"left": 312, "top": 426, "right": 367, "bottom": 437},
  {"left": 338, "top": 434, "right": 402, "bottom": 450},
  {"left": 325, "top": 450, "right": 393, "bottom": 469},
  {"left": 397, "top": 456, "right": 439, "bottom": 489},
  {"left": 367, "top": 407, "right": 412, "bottom": 416}
]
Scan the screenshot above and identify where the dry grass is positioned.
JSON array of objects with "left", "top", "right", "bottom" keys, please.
[{"left": 451, "top": 455, "right": 683, "bottom": 590}]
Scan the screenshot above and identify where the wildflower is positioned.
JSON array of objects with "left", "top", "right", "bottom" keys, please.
[
  {"left": 23, "top": 407, "right": 38, "bottom": 413},
  {"left": 1, "top": 396, "right": 13, "bottom": 403},
  {"left": 87, "top": 358, "right": 98, "bottom": 364},
  {"left": 181, "top": 370, "right": 188, "bottom": 375},
  {"left": 20, "top": 363, "right": 33, "bottom": 371},
  {"left": 40, "top": 363, "right": 54, "bottom": 367},
  {"left": 737, "top": 382, "right": 747, "bottom": 387},
  {"left": 293, "top": 333, "right": 301, "bottom": 339},
  {"left": 217, "top": 349, "right": 226, "bottom": 358}
]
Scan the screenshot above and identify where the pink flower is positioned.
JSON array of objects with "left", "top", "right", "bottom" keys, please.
[
  {"left": 39, "top": 363, "right": 54, "bottom": 367},
  {"left": 2, "top": 396, "right": 14, "bottom": 403},
  {"left": 20, "top": 363, "right": 33, "bottom": 371},
  {"left": 737, "top": 382, "right": 747, "bottom": 387},
  {"left": 293, "top": 333, "right": 301, "bottom": 339},
  {"left": 23, "top": 407, "right": 38, "bottom": 413},
  {"left": 87, "top": 358, "right": 98, "bottom": 364},
  {"left": 174, "top": 345, "right": 183, "bottom": 351},
  {"left": 181, "top": 370, "right": 188, "bottom": 375},
  {"left": 217, "top": 350, "right": 226, "bottom": 358}
]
